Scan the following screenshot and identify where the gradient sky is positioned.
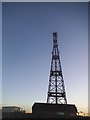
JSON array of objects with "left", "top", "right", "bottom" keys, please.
[
  {"left": 89, "top": 2, "right": 90, "bottom": 116},
  {"left": 2, "top": 0, "right": 90, "bottom": 2},
  {"left": 0, "top": 1, "right": 2, "bottom": 109},
  {"left": 2, "top": 2, "right": 88, "bottom": 113}
]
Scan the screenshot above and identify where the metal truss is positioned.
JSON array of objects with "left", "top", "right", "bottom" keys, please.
[{"left": 47, "top": 32, "right": 67, "bottom": 104}]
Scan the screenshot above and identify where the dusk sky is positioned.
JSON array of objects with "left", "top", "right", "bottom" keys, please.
[{"left": 2, "top": 2, "right": 88, "bottom": 113}]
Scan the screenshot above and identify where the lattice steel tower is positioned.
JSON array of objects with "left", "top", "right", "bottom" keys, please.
[{"left": 47, "top": 32, "right": 67, "bottom": 104}]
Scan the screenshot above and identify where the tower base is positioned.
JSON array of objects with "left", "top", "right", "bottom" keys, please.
[{"left": 32, "top": 102, "right": 77, "bottom": 118}]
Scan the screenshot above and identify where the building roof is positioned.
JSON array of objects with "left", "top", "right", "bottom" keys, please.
[
  {"left": 32, "top": 103, "right": 77, "bottom": 113},
  {"left": 2, "top": 106, "right": 20, "bottom": 109}
]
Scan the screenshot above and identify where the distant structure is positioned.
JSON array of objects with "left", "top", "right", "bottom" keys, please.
[
  {"left": 2, "top": 106, "right": 28, "bottom": 119},
  {"left": 2, "top": 106, "right": 25, "bottom": 113},
  {"left": 47, "top": 32, "right": 67, "bottom": 104}
]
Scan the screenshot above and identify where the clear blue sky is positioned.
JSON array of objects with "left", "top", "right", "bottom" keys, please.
[{"left": 2, "top": 2, "right": 88, "bottom": 113}]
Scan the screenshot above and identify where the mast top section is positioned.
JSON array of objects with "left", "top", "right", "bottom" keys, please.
[
  {"left": 53, "top": 32, "right": 57, "bottom": 38},
  {"left": 53, "top": 32, "right": 58, "bottom": 47}
]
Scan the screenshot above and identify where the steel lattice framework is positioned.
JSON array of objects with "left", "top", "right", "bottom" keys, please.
[{"left": 47, "top": 32, "right": 67, "bottom": 104}]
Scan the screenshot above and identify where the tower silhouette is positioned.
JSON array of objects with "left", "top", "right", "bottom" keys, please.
[{"left": 47, "top": 32, "right": 67, "bottom": 104}]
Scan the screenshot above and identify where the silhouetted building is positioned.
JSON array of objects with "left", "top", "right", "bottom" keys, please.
[
  {"left": 32, "top": 103, "right": 77, "bottom": 118},
  {"left": 2, "top": 106, "right": 31, "bottom": 119}
]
